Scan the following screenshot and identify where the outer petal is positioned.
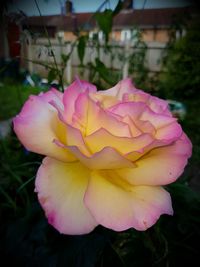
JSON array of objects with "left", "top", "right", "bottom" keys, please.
[
  {"left": 140, "top": 108, "right": 176, "bottom": 128},
  {"left": 35, "top": 157, "right": 97, "bottom": 235},
  {"left": 13, "top": 93, "right": 75, "bottom": 162},
  {"left": 140, "top": 107, "right": 182, "bottom": 141},
  {"left": 148, "top": 96, "right": 171, "bottom": 115},
  {"left": 122, "top": 89, "right": 171, "bottom": 116},
  {"left": 38, "top": 88, "right": 63, "bottom": 104},
  {"left": 84, "top": 171, "right": 173, "bottom": 231},
  {"left": 116, "top": 133, "right": 192, "bottom": 185}
]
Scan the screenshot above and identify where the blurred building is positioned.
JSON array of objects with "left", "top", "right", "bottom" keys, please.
[
  {"left": 20, "top": 2, "right": 191, "bottom": 44},
  {"left": 2, "top": 0, "right": 193, "bottom": 81}
]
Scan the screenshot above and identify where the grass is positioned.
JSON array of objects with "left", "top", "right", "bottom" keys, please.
[{"left": 0, "top": 83, "right": 46, "bottom": 120}]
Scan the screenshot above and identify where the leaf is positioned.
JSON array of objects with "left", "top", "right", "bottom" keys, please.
[
  {"left": 77, "top": 36, "right": 87, "bottom": 65},
  {"left": 61, "top": 53, "right": 70, "bottom": 64},
  {"left": 95, "top": 58, "right": 117, "bottom": 85},
  {"left": 95, "top": 9, "right": 113, "bottom": 43},
  {"left": 47, "top": 68, "right": 57, "bottom": 83}
]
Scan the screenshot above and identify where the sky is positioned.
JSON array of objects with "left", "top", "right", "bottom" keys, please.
[{"left": 8, "top": 0, "right": 191, "bottom": 16}]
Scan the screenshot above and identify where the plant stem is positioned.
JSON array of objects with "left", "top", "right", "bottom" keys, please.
[{"left": 34, "top": 0, "right": 63, "bottom": 91}]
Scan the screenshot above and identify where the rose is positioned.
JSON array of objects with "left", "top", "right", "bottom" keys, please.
[{"left": 13, "top": 78, "right": 192, "bottom": 235}]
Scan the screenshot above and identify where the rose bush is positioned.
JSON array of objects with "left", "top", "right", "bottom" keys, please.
[{"left": 13, "top": 79, "right": 192, "bottom": 235}]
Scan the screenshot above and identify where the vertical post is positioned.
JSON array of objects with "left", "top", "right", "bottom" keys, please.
[
  {"left": 122, "top": 34, "right": 130, "bottom": 79},
  {"left": 65, "top": 42, "right": 72, "bottom": 84},
  {"left": 27, "top": 35, "right": 33, "bottom": 74}
]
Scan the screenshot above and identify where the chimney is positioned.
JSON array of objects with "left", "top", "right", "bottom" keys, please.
[
  {"left": 123, "top": 0, "right": 133, "bottom": 10},
  {"left": 66, "top": 0, "right": 73, "bottom": 15}
]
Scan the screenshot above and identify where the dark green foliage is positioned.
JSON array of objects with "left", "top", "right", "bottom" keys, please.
[
  {"left": 48, "top": 68, "right": 58, "bottom": 84},
  {"left": 95, "top": 9, "right": 113, "bottom": 43},
  {"left": 94, "top": 58, "right": 118, "bottom": 85},
  {"left": 160, "top": 16, "right": 200, "bottom": 99},
  {"left": 0, "top": 83, "right": 46, "bottom": 120},
  {"left": 77, "top": 36, "right": 88, "bottom": 65},
  {"left": 95, "top": 0, "right": 123, "bottom": 43},
  {"left": 128, "top": 30, "right": 149, "bottom": 89}
]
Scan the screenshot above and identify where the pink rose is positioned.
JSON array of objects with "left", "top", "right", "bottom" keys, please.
[{"left": 13, "top": 79, "right": 192, "bottom": 234}]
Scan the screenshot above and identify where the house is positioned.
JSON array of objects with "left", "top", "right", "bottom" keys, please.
[
  {"left": 2, "top": 0, "right": 193, "bottom": 82},
  {"left": 20, "top": 0, "right": 191, "bottom": 44}
]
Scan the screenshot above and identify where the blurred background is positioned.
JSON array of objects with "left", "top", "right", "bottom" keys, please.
[{"left": 0, "top": 1, "right": 200, "bottom": 266}]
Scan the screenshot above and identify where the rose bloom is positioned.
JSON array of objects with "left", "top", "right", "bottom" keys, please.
[{"left": 13, "top": 79, "right": 192, "bottom": 235}]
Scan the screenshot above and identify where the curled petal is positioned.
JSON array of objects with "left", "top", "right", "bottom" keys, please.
[
  {"left": 66, "top": 124, "right": 91, "bottom": 156},
  {"left": 90, "top": 93, "right": 119, "bottom": 108},
  {"left": 35, "top": 157, "right": 97, "bottom": 235},
  {"left": 98, "top": 78, "right": 135, "bottom": 99},
  {"left": 116, "top": 133, "right": 192, "bottom": 185},
  {"left": 72, "top": 92, "right": 131, "bottom": 137},
  {"left": 140, "top": 108, "right": 176, "bottom": 128},
  {"left": 155, "top": 121, "right": 182, "bottom": 141},
  {"left": 85, "top": 128, "right": 153, "bottom": 154},
  {"left": 123, "top": 90, "right": 150, "bottom": 103},
  {"left": 84, "top": 171, "right": 173, "bottom": 231},
  {"left": 67, "top": 146, "right": 135, "bottom": 169},
  {"left": 63, "top": 79, "right": 96, "bottom": 123},
  {"left": 148, "top": 96, "right": 171, "bottom": 115},
  {"left": 122, "top": 116, "right": 142, "bottom": 137},
  {"left": 109, "top": 102, "right": 146, "bottom": 119},
  {"left": 13, "top": 93, "right": 75, "bottom": 162}
]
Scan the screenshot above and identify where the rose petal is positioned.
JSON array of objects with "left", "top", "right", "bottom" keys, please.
[
  {"left": 109, "top": 101, "right": 147, "bottom": 119},
  {"left": 155, "top": 121, "right": 182, "bottom": 141},
  {"left": 85, "top": 128, "right": 154, "bottom": 154},
  {"left": 72, "top": 92, "right": 131, "bottom": 137},
  {"left": 66, "top": 124, "right": 91, "bottom": 156},
  {"left": 116, "top": 133, "right": 192, "bottom": 185},
  {"left": 98, "top": 78, "right": 135, "bottom": 99},
  {"left": 140, "top": 107, "right": 176, "bottom": 128},
  {"left": 84, "top": 171, "right": 173, "bottom": 231},
  {"left": 89, "top": 92, "right": 119, "bottom": 109},
  {"left": 13, "top": 93, "right": 75, "bottom": 162},
  {"left": 123, "top": 90, "right": 150, "bottom": 103},
  {"left": 148, "top": 96, "right": 171, "bottom": 115},
  {"left": 67, "top": 146, "right": 135, "bottom": 169},
  {"left": 39, "top": 88, "right": 63, "bottom": 104},
  {"left": 122, "top": 115, "right": 142, "bottom": 137},
  {"left": 35, "top": 157, "right": 97, "bottom": 235},
  {"left": 63, "top": 79, "right": 96, "bottom": 123}
]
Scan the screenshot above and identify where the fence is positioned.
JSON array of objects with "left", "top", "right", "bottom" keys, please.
[{"left": 22, "top": 37, "right": 167, "bottom": 84}]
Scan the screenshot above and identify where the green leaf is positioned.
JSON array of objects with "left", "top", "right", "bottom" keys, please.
[
  {"left": 95, "top": 9, "right": 113, "bottom": 43},
  {"left": 47, "top": 68, "right": 57, "bottom": 83},
  {"left": 61, "top": 53, "right": 70, "bottom": 64},
  {"left": 77, "top": 35, "right": 87, "bottom": 65},
  {"left": 95, "top": 58, "right": 117, "bottom": 85}
]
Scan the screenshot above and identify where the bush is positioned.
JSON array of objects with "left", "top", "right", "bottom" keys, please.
[{"left": 159, "top": 16, "right": 200, "bottom": 99}]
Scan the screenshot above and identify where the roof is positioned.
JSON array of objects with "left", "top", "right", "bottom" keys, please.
[
  {"left": 22, "top": 7, "right": 191, "bottom": 32},
  {"left": 113, "top": 7, "right": 191, "bottom": 29}
]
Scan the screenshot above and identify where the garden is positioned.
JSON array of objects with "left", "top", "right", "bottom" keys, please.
[{"left": 0, "top": 2, "right": 200, "bottom": 267}]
